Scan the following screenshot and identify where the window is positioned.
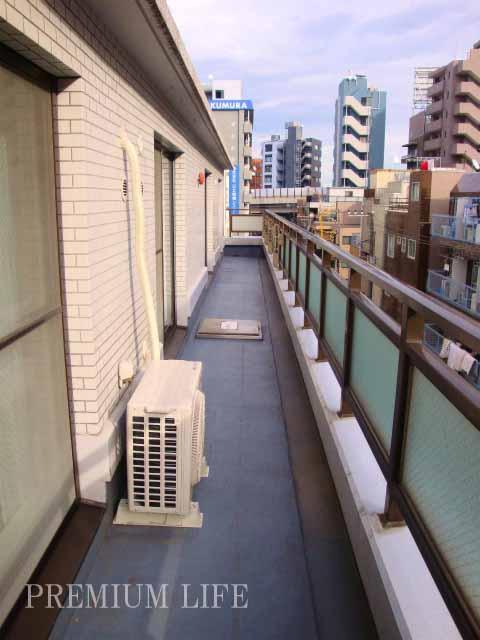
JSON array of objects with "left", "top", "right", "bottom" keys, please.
[
  {"left": 265, "top": 164, "right": 272, "bottom": 172},
  {"left": 411, "top": 182, "right": 420, "bottom": 201},
  {"left": 265, "top": 154, "right": 272, "bottom": 162},
  {"left": 265, "top": 144, "right": 272, "bottom": 152},
  {"left": 215, "top": 89, "right": 224, "bottom": 99},
  {"left": 401, "top": 237, "right": 407, "bottom": 253},
  {"left": 396, "top": 236, "right": 402, "bottom": 245},
  {"left": 407, "top": 239, "right": 416, "bottom": 260},
  {"left": 343, "top": 235, "right": 352, "bottom": 245},
  {"left": 387, "top": 233, "right": 395, "bottom": 258}
]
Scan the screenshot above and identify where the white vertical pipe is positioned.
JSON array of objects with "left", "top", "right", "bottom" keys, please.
[{"left": 120, "top": 131, "right": 161, "bottom": 361}]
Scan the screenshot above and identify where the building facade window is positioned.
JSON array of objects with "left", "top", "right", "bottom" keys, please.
[
  {"left": 411, "top": 182, "right": 420, "bottom": 201},
  {"left": 387, "top": 233, "right": 395, "bottom": 258},
  {"left": 215, "top": 89, "right": 224, "bottom": 99},
  {"left": 407, "top": 239, "right": 416, "bottom": 260},
  {"left": 401, "top": 237, "right": 407, "bottom": 253}
]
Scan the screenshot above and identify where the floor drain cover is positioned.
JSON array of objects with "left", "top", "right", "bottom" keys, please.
[{"left": 196, "top": 318, "right": 262, "bottom": 340}]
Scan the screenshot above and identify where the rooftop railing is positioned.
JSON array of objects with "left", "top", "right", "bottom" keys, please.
[
  {"left": 431, "top": 214, "right": 480, "bottom": 245},
  {"left": 262, "top": 209, "right": 480, "bottom": 639},
  {"left": 424, "top": 324, "right": 480, "bottom": 391}
]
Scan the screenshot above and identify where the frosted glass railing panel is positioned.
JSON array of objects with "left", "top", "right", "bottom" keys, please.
[
  {"left": 307, "top": 263, "right": 321, "bottom": 325},
  {"left": 350, "top": 309, "right": 399, "bottom": 451},
  {"left": 298, "top": 252, "right": 307, "bottom": 299},
  {"left": 291, "top": 243, "right": 297, "bottom": 283},
  {"left": 285, "top": 239, "right": 290, "bottom": 276},
  {"left": 404, "top": 369, "right": 480, "bottom": 623},
  {"left": 324, "top": 279, "right": 347, "bottom": 364}
]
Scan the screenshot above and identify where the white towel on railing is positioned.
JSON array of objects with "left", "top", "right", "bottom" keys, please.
[
  {"left": 439, "top": 338, "right": 451, "bottom": 359},
  {"left": 447, "top": 343, "right": 466, "bottom": 371},
  {"left": 461, "top": 352, "right": 476, "bottom": 375}
]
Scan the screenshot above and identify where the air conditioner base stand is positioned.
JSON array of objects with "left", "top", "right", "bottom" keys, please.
[
  {"left": 201, "top": 457, "right": 210, "bottom": 478},
  {"left": 113, "top": 500, "right": 203, "bottom": 528}
]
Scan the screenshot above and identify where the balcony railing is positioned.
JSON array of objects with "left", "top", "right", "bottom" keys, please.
[
  {"left": 263, "top": 210, "right": 480, "bottom": 639},
  {"left": 431, "top": 214, "right": 480, "bottom": 245},
  {"left": 427, "top": 269, "right": 480, "bottom": 318},
  {"left": 424, "top": 324, "right": 480, "bottom": 390}
]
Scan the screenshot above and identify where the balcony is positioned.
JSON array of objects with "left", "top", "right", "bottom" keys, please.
[
  {"left": 424, "top": 324, "right": 480, "bottom": 390},
  {"left": 424, "top": 118, "right": 442, "bottom": 135},
  {"left": 454, "top": 101, "right": 480, "bottom": 127},
  {"left": 427, "top": 79, "right": 444, "bottom": 98},
  {"left": 342, "top": 151, "right": 368, "bottom": 170},
  {"left": 52, "top": 243, "right": 383, "bottom": 639},
  {"left": 302, "top": 152, "right": 312, "bottom": 161},
  {"left": 456, "top": 81, "right": 480, "bottom": 102},
  {"left": 243, "top": 165, "right": 252, "bottom": 180},
  {"left": 262, "top": 212, "right": 480, "bottom": 640},
  {"left": 423, "top": 136, "right": 442, "bottom": 152},
  {"left": 453, "top": 121, "right": 480, "bottom": 146},
  {"left": 343, "top": 134, "right": 369, "bottom": 153},
  {"left": 431, "top": 214, "right": 480, "bottom": 245},
  {"left": 243, "top": 144, "right": 252, "bottom": 157},
  {"left": 426, "top": 100, "right": 443, "bottom": 116},
  {"left": 427, "top": 269, "right": 480, "bottom": 318},
  {"left": 343, "top": 115, "right": 368, "bottom": 136},
  {"left": 244, "top": 120, "right": 253, "bottom": 134}
]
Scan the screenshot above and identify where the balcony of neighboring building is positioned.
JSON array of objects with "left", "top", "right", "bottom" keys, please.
[
  {"left": 424, "top": 324, "right": 480, "bottom": 391},
  {"left": 342, "top": 115, "right": 369, "bottom": 137},
  {"left": 244, "top": 144, "right": 252, "bottom": 157},
  {"left": 425, "top": 117, "right": 443, "bottom": 135},
  {"left": 451, "top": 139, "right": 480, "bottom": 161},
  {"left": 244, "top": 120, "right": 253, "bottom": 134},
  {"left": 302, "top": 152, "right": 312, "bottom": 161},
  {"left": 453, "top": 120, "right": 480, "bottom": 146},
  {"left": 427, "top": 269, "right": 480, "bottom": 318},
  {"left": 343, "top": 134, "right": 369, "bottom": 154},
  {"left": 431, "top": 214, "right": 480, "bottom": 245},
  {"left": 424, "top": 136, "right": 442, "bottom": 152},
  {"left": 342, "top": 151, "right": 368, "bottom": 170},
  {"left": 427, "top": 78, "right": 445, "bottom": 98},
  {"left": 454, "top": 101, "right": 480, "bottom": 126},
  {"left": 455, "top": 80, "right": 480, "bottom": 103},
  {"left": 426, "top": 99, "right": 443, "bottom": 116},
  {"left": 344, "top": 95, "right": 370, "bottom": 117}
]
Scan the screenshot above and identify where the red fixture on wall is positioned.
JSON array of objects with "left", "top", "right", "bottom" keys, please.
[
  {"left": 419, "top": 160, "right": 429, "bottom": 171},
  {"left": 198, "top": 172, "right": 205, "bottom": 185}
]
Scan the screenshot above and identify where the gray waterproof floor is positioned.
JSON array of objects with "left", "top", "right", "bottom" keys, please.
[{"left": 52, "top": 256, "right": 378, "bottom": 640}]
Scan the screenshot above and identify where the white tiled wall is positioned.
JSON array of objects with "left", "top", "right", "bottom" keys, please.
[{"left": 0, "top": 0, "right": 226, "bottom": 500}]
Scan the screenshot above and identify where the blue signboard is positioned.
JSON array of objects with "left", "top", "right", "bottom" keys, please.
[
  {"left": 209, "top": 99, "right": 253, "bottom": 111},
  {"left": 229, "top": 164, "right": 240, "bottom": 213}
]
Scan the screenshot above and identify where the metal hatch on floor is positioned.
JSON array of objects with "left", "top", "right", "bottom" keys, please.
[{"left": 196, "top": 318, "right": 262, "bottom": 340}]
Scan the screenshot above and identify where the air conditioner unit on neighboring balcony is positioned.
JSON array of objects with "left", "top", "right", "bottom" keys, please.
[{"left": 114, "top": 360, "right": 209, "bottom": 528}]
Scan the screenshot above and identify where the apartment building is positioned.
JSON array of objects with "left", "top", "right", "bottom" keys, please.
[
  {"left": 333, "top": 74, "right": 386, "bottom": 188},
  {"left": 382, "top": 168, "right": 464, "bottom": 319},
  {"left": 357, "top": 170, "right": 411, "bottom": 305},
  {"left": 204, "top": 79, "right": 254, "bottom": 212},
  {"left": 403, "top": 41, "right": 480, "bottom": 171},
  {"left": 262, "top": 122, "right": 321, "bottom": 188},
  {"left": 0, "top": 0, "right": 230, "bottom": 630},
  {"left": 428, "top": 172, "right": 480, "bottom": 319}
]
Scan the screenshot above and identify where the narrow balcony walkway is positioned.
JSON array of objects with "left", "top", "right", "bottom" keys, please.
[{"left": 52, "top": 255, "right": 378, "bottom": 640}]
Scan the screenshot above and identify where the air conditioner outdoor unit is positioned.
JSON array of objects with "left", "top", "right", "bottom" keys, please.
[{"left": 114, "top": 360, "right": 209, "bottom": 528}]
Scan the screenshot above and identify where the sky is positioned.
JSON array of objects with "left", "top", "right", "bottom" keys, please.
[{"left": 167, "top": 0, "right": 479, "bottom": 185}]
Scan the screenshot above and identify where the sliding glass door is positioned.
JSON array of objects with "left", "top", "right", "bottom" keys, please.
[{"left": 0, "top": 57, "right": 76, "bottom": 625}]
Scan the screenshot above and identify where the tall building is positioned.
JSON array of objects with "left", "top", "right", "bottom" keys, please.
[
  {"left": 203, "top": 79, "right": 254, "bottom": 212},
  {"left": 333, "top": 75, "right": 387, "bottom": 188},
  {"left": 403, "top": 42, "right": 480, "bottom": 170},
  {"left": 261, "top": 122, "right": 321, "bottom": 188}
]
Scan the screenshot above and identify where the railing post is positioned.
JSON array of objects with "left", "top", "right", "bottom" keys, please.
[
  {"left": 317, "top": 247, "right": 332, "bottom": 362},
  {"left": 381, "top": 303, "right": 423, "bottom": 527},
  {"left": 339, "top": 269, "right": 361, "bottom": 417}
]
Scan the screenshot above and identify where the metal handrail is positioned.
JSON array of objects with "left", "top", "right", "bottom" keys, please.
[
  {"left": 265, "top": 209, "right": 480, "bottom": 353},
  {"left": 263, "top": 208, "right": 480, "bottom": 639}
]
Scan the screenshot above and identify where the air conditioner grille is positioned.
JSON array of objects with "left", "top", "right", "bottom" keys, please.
[
  {"left": 191, "top": 390, "right": 205, "bottom": 486},
  {"left": 131, "top": 415, "right": 178, "bottom": 510}
]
